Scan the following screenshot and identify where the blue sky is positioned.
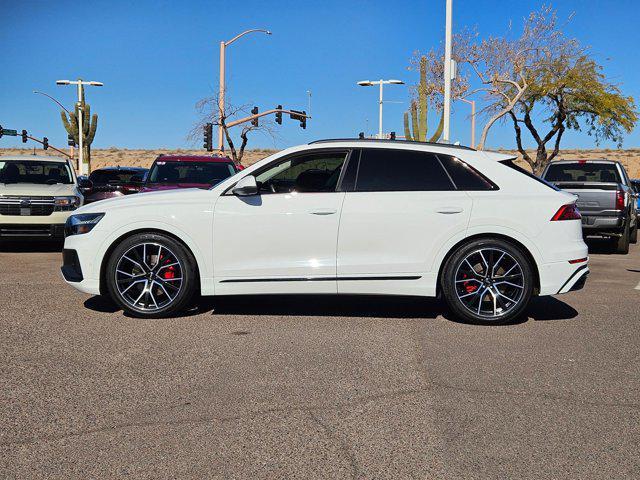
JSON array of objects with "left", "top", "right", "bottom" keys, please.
[{"left": 1, "top": 0, "right": 638, "bottom": 151}]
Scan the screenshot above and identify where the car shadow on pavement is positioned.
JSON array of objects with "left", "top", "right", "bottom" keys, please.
[
  {"left": 84, "top": 293, "right": 578, "bottom": 323},
  {"left": 202, "top": 294, "right": 444, "bottom": 320},
  {"left": 526, "top": 296, "right": 579, "bottom": 321},
  {"left": 585, "top": 238, "right": 618, "bottom": 255},
  {"left": 0, "top": 240, "right": 63, "bottom": 253}
]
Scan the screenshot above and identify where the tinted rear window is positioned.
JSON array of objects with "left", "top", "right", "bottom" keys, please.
[
  {"left": 544, "top": 163, "right": 621, "bottom": 183},
  {"left": 355, "top": 149, "right": 454, "bottom": 192},
  {"left": 437, "top": 155, "right": 496, "bottom": 190},
  {"left": 89, "top": 170, "right": 143, "bottom": 185}
]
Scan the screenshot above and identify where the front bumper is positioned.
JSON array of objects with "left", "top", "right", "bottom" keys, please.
[
  {"left": 0, "top": 223, "right": 65, "bottom": 239},
  {"left": 0, "top": 211, "right": 75, "bottom": 239}
]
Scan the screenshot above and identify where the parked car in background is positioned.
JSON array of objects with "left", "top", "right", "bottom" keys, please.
[
  {"left": 81, "top": 166, "right": 148, "bottom": 204},
  {"left": 62, "top": 139, "right": 588, "bottom": 325},
  {"left": 541, "top": 160, "right": 638, "bottom": 253},
  {"left": 141, "top": 155, "right": 239, "bottom": 193},
  {"left": 632, "top": 179, "right": 640, "bottom": 208},
  {"left": 0, "top": 154, "right": 88, "bottom": 240}
]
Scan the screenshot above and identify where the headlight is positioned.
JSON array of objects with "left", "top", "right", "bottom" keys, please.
[
  {"left": 54, "top": 196, "right": 81, "bottom": 211},
  {"left": 65, "top": 213, "right": 105, "bottom": 236}
]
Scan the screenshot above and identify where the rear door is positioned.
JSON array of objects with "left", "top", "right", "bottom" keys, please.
[{"left": 336, "top": 148, "right": 474, "bottom": 294}]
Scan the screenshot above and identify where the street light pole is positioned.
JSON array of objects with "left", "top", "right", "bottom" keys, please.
[
  {"left": 443, "top": 0, "right": 453, "bottom": 142},
  {"left": 459, "top": 98, "right": 476, "bottom": 148},
  {"left": 218, "top": 28, "right": 271, "bottom": 153},
  {"left": 56, "top": 79, "right": 103, "bottom": 175},
  {"left": 357, "top": 79, "right": 404, "bottom": 139}
]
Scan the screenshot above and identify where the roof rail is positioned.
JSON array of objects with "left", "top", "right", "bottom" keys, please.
[{"left": 308, "top": 138, "right": 476, "bottom": 151}]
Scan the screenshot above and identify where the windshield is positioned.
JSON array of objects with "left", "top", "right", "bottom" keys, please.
[
  {"left": 544, "top": 163, "right": 621, "bottom": 183},
  {"left": 0, "top": 160, "right": 74, "bottom": 185},
  {"left": 89, "top": 170, "right": 144, "bottom": 185},
  {"left": 147, "top": 161, "right": 236, "bottom": 185}
]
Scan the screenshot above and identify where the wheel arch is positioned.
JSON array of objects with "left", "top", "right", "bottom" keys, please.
[
  {"left": 99, "top": 228, "right": 202, "bottom": 296},
  {"left": 435, "top": 233, "right": 541, "bottom": 297}
]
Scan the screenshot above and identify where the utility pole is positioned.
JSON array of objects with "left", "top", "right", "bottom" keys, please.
[
  {"left": 459, "top": 98, "right": 476, "bottom": 148},
  {"left": 218, "top": 29, "right": 271, "bottom": 153},
  {"left": 357, "top": 79, "right": 404, "bottom": 139},
  {"left": 443, "top": 0, "right": 453, "bottom": 143},
  {"left": 55, "top": 79, "right": 103, "bottom": 175}
]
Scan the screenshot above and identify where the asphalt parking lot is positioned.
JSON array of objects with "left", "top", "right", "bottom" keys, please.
[{"left": 1, "top": 240, "right": 639, "bottom": 479}]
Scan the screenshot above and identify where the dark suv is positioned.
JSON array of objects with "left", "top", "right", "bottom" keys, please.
[
  {"left": 81, "top": 166, "right": 148, "bottom": 204},
  {"left": 141, "top": 155, "right": 239, "bottom": 192}
]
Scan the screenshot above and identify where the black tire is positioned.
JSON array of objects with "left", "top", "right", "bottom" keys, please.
[
  {"left": 630, "top": 219, "right": 638, "bottom": 244},
  {"left": 441, "top": 238, "right": 535, "bottom": 325},
  {"left": 105, "top": 232, "right": 198, "bottom": 318},
  {"left": 614, "top": 221, "right": 630, "bottom": 254}
]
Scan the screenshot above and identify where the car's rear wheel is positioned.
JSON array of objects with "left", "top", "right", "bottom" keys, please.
[
  {"left": 441, "top": 238, "right": 534, "bottom": 325},
  {"left": 630, "top": 220, "right": 638, "bottom": 244},
  {"left": 614, "top": 220, "right": 630, "bottom": 254},
  {"left": 105, "top": 232, "right": 198, "bottom": 318}
]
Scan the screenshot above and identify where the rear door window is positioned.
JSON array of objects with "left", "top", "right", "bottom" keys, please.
[
  {"left": 355, "top": 149, "right": 454, "bottom": 192},
  {"left": 437, "top": 155, "right": 496, "bottom": 190}
]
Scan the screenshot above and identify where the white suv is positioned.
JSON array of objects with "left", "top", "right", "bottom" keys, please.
[
  {"left": 0, "top": 155, "right": 84, "bottom": 240},
  {"left": 62, "top": 139, "right": 589, "bottom": 324}
]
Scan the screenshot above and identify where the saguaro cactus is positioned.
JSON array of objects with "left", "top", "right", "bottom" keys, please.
[
  {"left": 403, "top": 57, "right": 443, "bottom": 142},
  {"left": 61, "top": 86, "right": 98, "bottom": 172}
]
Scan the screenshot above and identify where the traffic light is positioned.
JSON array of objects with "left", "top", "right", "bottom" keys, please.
[
  {"left": 0, "top": 125, "right": 3, "bottom": 139},
  {"left": 251, "top": 106, "right": 259, "bottom": 127},
  {"left": 203, "top": 123, "right": 213, "bottom": 151},
  {"left": 289, "top": 110, "right": 306, "bottom": 129},
  {"left": 43, "top": 137, "right": 49, "bottom": 150},
  {"left": 358, "top": 132, "right": 365, "bottom": 139},
  {"left": 68, "top": 134, "right": 75, "bottom": 146},
  {"left": 390, "top": 131, "right": 396, "bottom": 140},
  {"left": 21, "top": 130, "right": 28, "bottom": 143},
  {"left": 275, "top": 105, "right": 282, "bottom": 125}
]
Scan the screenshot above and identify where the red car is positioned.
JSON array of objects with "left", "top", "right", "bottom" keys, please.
[{"left": 141, "top": 155, "right": 240, "bottom": 192}]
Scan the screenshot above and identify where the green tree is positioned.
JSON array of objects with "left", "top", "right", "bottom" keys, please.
[{"left": 509, "top": 45, "right": 637, "bottom": 174}]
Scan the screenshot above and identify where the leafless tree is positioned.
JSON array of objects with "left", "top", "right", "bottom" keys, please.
[
  {"left": 454, "top": 6, "right": 568, "bottom": 149},
  {"left": 189, "top": 94, "right": 279, "bottom": 165}
]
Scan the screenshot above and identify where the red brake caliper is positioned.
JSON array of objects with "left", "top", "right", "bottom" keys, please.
[
  {"left": 163, "top": 265, "right": 176, "bottom": 280},
  {"left": 462, "top": 273, "right": 478, "bottom": 294}
]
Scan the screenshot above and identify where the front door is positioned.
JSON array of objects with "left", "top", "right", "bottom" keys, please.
[{"left": 213, "top": 150, "right": 350, "bottom": 294}]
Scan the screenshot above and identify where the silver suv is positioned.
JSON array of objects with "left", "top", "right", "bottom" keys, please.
[{"left": 0, "top": 155, "right": 86, "bottom": 240}]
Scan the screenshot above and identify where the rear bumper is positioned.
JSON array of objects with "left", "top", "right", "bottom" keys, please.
[
  {"left": 581, "top": 214, "right": 624, "bottom": 233},
  {"left": 556, "top": 265, "right": 589, "bottom": 294}
]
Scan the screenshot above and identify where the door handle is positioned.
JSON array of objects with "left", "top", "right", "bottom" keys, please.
[
  {"left": 436, "top": 207, "right": 464, "bottom": 214},
  {"left": 310, "top": 209, "right": 337, "bottom": 215}
]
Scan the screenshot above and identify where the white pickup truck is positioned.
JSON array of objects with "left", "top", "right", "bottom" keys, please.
[{"left": 0, "top": 154, "right": 89, "bottom": 240}]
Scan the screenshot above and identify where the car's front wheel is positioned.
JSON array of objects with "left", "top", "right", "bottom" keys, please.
[
  {"left": 105, "top": 232, "right": 198, "bottom": 318},
  {"left": 441, "top": 238, "right": 535, "bottom": 325}
]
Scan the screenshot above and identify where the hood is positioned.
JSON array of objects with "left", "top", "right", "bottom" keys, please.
[
  {"left": 0, "top": 182, "right": 78, "bottom": 197},
  {"left": 76, "top": 186, "right": 210, "bottom": 214},
  {"left": 140, "top": 183, "right": 210, "bottom": 192}
]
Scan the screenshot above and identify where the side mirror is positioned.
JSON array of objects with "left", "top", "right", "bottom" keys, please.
[
  {"left": 232, "top": 175, "right": 258, "bottom": 196},
  {"left": 77, "top": 176, "right": 93, "bottom": 193}
]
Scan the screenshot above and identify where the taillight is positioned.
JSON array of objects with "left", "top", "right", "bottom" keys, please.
[
  {"left": 551, "top": 203, "right": 582, "bottom": 221},
  {"left": 615, "top": 190, "right": 625, "bottom": 210}
]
